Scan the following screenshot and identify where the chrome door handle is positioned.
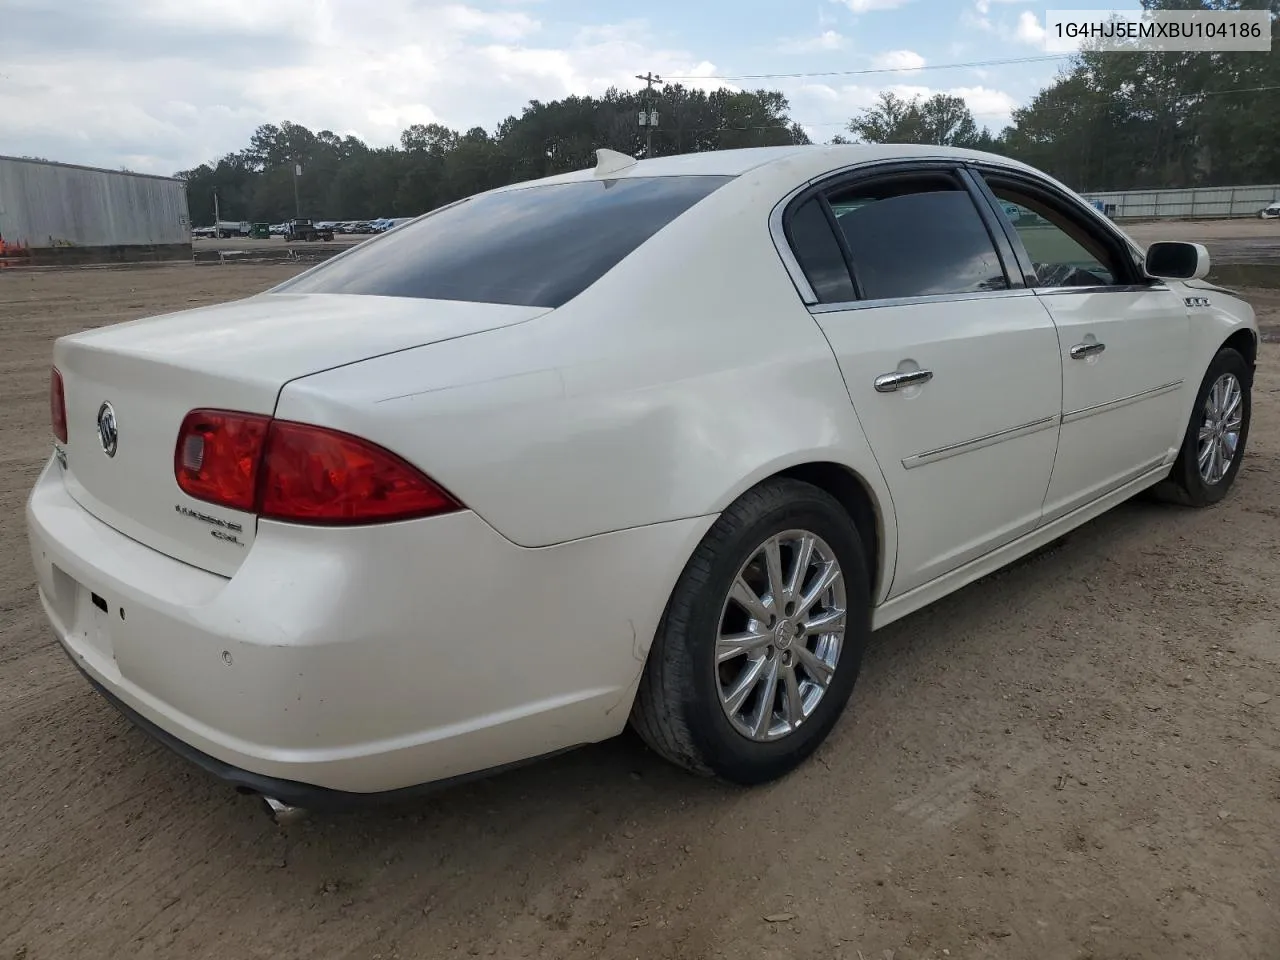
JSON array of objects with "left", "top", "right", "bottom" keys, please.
[
  {"left": 874, "top": 369, "right": 933, "bottom": 393},
  {"left": 1070, "top": 342, "right": 1106, "bottom": 360}
]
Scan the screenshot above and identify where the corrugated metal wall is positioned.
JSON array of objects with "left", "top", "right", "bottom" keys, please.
[
  {"left": 1081, "top": 183, "right": 1280, "bottom": 220},
  {"left": 0, "top": 156, "right": 190, "bottom": 247}
]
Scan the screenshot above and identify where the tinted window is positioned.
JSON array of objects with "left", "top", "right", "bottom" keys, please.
[
  {"left": 786, "top": 198, "right": 856, "bottom": 303},
  {"left": 986, "top": 182, "right": 1119, "bottom": 287},
  {"left": 276, "top": 175, "right": 734, "bottom": 308},
  {"left": 826, "top": 177, "right": 1008, "bottom": 300}
]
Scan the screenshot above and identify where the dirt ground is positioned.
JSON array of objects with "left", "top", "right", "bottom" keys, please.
[
  {"left": 1, "top": 262, "right": 1278, "bottom": 960},
  {"left": 1126, "top": 218, "right": 1280, "bottom": 241},
  {"left": 1126, "top": 219, "right": 1280, "bottom": 268}
]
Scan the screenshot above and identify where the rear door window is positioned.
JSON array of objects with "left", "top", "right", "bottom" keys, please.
[
  {"left": 825, "top": 175, "right": 1009, "bottom": 301},
  {"left": 276, "top": 175, "right": 734, "bottom": 309},
  {"left": 786, "top": 197, "right": 857, "bottom": 304}
]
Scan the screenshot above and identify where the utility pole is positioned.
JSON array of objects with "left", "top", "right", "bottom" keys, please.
[
  {"left": 636, "top": 72, "right": 664, "bottom": 158},
  {"left": 213, "top": 188, "right": 220, "bottom": 230},
  {"left": 292, "top": 162, "right": 302, "bottom": 218}
]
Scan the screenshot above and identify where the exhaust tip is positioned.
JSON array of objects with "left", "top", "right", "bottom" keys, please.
[{"left": 261, "top": 795, "right": 308, "bottom": 825}]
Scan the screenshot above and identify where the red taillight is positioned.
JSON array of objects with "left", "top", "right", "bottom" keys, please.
[
  {"left": 51, "top": 367, "right": 68, "bottom": 444},
  {"left": 174, "top": 410, "right": 461, "bottom": 525},
  {"left": 174, "top": 410, "right": 271, "bottom": 511},
  {"left": 259, "top": 420, "right": 461, "bottom": 524}
]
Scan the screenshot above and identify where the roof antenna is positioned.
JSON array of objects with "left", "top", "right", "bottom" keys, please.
[{"left": 594, "top": 148, "right": 637, "bottom": 177}]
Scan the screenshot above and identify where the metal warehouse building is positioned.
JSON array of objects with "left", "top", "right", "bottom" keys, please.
[{"left": 0, "top": 155, "right": 191, "bottom": 264}]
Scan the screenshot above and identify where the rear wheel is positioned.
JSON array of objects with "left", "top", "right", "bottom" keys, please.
[
  {"left": 1154, "top": 347, "right": 1251, "bottom": 507},
  {"left": 630, "top": 478, "right": 870, "bottom": 784}
]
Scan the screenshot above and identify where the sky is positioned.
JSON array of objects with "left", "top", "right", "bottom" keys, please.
[{"left": 0, "top": 0, "right": 1143, "bottom": 176}]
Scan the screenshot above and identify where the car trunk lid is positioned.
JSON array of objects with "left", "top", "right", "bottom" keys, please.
[{"left": 53, "top": 292, "right": 547, "bottom": 577}]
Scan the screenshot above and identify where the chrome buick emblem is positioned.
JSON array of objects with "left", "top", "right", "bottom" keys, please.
[{"left": 96, "top": 401, "right": 118, "bottom": 458}]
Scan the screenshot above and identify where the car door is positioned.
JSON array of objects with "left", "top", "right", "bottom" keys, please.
[
  {"left": 970, "top": 168, "right": 1192, "bottom": 522},
  {"left": 781, "top": 164, "right": 1063, "bottom": 598}
]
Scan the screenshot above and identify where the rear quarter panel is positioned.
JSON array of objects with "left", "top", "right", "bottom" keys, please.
[{"left": 277, "top": 171, "right": 897, "bottom": 580}]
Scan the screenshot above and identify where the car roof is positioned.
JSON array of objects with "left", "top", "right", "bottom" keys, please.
[{"left": 491, "top": 143, "right": 1046, "bottom": 195}]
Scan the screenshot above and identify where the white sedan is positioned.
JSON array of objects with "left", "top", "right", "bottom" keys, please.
[{"left": 27, "top": 144, "right": 1257, "bottom": 816}]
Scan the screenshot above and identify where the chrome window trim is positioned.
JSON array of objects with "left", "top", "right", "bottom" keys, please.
[
  {"left": 901, "top": 415, "right": 1059, "bottom": 470},
  {"left": 809, "top": 287, "right": 1036, "bottom": 315},
  {"left": 767, "top": 153, "right": 1173, "bottom": 311},
  {"left": 1062, "top": 380, "right": 1183, "bottom": 424},
  {"left": 1034, "top": 282, "right": 1170, "bottom": 296},
  {"left": 769, "top": 195, "right": 819, "bottom": 304}
]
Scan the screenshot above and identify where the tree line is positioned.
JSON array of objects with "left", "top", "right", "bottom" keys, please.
[
  {"left": 178, "top": 88, "right": 807, "bottom": 224},
  {"left": 177, "top": 0, "right": 1278, "bottom": 225}
]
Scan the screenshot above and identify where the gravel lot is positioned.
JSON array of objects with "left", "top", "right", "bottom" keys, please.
[
  {"left": 1127, "top": 218, "right": 1280, "bottom": 268},
  {"left": 1, "top": 259, "right": 1278, "bottom": 960}
]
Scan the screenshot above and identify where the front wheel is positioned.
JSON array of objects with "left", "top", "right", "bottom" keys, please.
[
  {"left": 630, "top": 478, "right": 870, "bottom": 785},
  {"left": 1154, "top": 346, "right": 1252, "bottom": 507}
]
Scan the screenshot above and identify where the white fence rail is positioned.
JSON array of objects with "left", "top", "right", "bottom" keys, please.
[{"left": 1080, "top": 183, "right": 1280, "bottom": 221}]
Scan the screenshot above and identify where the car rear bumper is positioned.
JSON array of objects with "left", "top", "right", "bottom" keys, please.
[
  {"left": 57, "top": 646, "right": 571, "bottom": 810},
  {"left": 26, "top": 457, "right": 713, "bottom": 795}
]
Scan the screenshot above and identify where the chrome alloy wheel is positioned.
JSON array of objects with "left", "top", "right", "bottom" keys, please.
[
  {"left": 715, "top": 530, "right": 847, "bottom": 742},
  {"left": 1198, "top": 372, "right": 1244, "bottom": 485}
]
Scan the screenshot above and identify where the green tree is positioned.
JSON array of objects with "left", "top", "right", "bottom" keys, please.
[
  {"left": 176, "top": 87, "right": 811, "bottom": 225},
  {"left": 998, "top": 0, "right": 1279, "bottom": 189},
  {"left": 847, "top": 92, "right": 992, "bottom": 148}
]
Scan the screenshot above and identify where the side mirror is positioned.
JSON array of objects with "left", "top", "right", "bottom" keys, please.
[{"left": 1144, "top": 241, "right": 1210, "bottom": 281}]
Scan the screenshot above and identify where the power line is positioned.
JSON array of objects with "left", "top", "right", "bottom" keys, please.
[{"left": 663, "top": 54, "right": 1074, "bottom": 82}]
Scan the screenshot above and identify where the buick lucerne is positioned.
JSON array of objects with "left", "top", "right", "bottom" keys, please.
[{"left": 27, "top": 144, "right": 1257, "bottom": 812}]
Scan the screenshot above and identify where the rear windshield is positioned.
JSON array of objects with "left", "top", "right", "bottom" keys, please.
[{"left": 275, "top": 175, "right": 734, "bottom": 308}]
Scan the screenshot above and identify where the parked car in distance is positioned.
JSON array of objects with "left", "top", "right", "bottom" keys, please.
[
  {"left": 28, "top": 144, "right": 1257, "bottom": 818},
  {"left": 1258, "top": 201, "right": 1280, "bottom": 220},
  {"left": 283, "top": 218, "right": 334, "bottom": 242},
  {"left": 374, "top": 217, "right": 415, "bottom": 233}
]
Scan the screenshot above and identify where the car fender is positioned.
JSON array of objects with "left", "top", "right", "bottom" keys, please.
[{"left": 1173, "top": 280, "right": 1259, "bottom": 424}]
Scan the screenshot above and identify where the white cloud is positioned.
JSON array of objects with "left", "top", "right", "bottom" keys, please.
[
  {"left": 963, "top": 9, "right": 995, "bottom": 32},
  {"left": 965, "top": 0, "right": 1044, "bottom": 45},
  {"left": 870, "top": 49, "right": 926, "bottom": 72},
  {"left": 1014, "top": 10, "right": 1046, "bottom": 45},
  {"left": 781, "top": 30, "right": 848, "bottom": 54},
  {"left": 945, "top": 85, "right": 1019, "bottom": 117},
  {"left": 0, "top": 1, "right": 727, "bottom": 173},
  {"left": 438, "top": 5, "right": 542, "bottom": 41},
  {"left": 976, "top": 0, "right": 1032, "bottom": 12},
  {"left": 791, "top": 80, "right": 1020, "bottom": 134},
  {"left": 830, "top": 0, "right": 912, "bottom": 13}
]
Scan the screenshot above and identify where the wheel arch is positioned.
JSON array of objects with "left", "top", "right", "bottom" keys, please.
[
  {"left": 1222, "top": 327, "right": 1257, "bottom": 378},
  {"left": 771, "top": 461, "right": 889, "bottom": 601}
]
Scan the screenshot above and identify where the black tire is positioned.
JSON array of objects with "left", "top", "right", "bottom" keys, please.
[
  {"left": 1153, "top": 346, "right": 1252, "bottom": 507},
  {"left": 629, "top": 478, "right": 871, "bottom": 785}
]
